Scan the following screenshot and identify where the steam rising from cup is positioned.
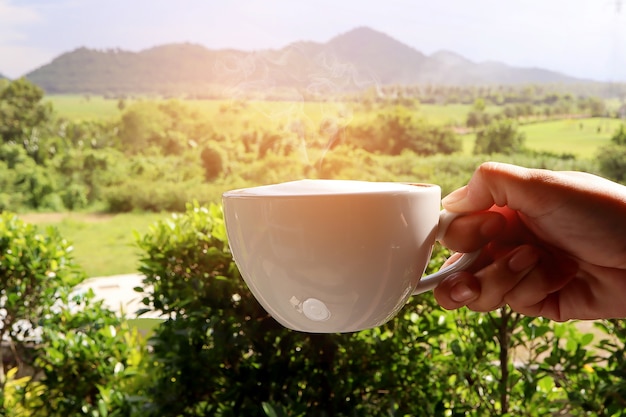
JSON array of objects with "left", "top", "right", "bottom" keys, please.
[{"left": 215, "top": 45, "right": 382, "bottom": 171}]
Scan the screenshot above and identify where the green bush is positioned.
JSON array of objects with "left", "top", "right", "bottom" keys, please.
[
  {"left": 0, "top": 213, "right": 148, "bottom": 416},
  {"left": 0, "top": 213, "right": 84, "bottom": 373},
  {"left": 344, "top": 107, "right": 462, "bottom": 156},
  {"left": 99, "top": 152, "right": 214, "bottom": 213},
  {"left": 200, "top": 145, "right": 225, "bottom": 181},
  {"left": 61, "top": 183, "right": 90, "bottom": 210},
  {"left": 15, "top": 290, "right": 149, "bottom": 417},
  {"left": 103, "top": 179, "right": 194, "bottom": 212},
  {"left": 597, "top": 144, "right": 626, "bottom": 183},
  {"left": 474, "top": 118, "right": 526, "bottom": 155},
  {"left": 117, "top": 100, "right": 215, "bottom": 156},
  {"left": 597, "top": 124, "right": 626, "bottom": 184}
]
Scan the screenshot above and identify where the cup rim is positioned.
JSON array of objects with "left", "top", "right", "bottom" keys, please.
[{"left": 223, "top": 179, "right": 440, "bottom": 198}]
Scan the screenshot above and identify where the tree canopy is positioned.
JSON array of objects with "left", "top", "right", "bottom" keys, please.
[{"left": 474, "top": 119, "right": 526, "bottom": 155}]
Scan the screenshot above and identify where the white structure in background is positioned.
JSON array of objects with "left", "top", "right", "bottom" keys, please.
[
  {"left": 73, "top": 273, "right": 161, "bottom": 319},
  {"left": 1, "top": 273, "right": 160, "bottom": 345}
]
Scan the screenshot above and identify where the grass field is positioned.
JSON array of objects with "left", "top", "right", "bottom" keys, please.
[
  {"left": 46, "top": 95, "right": 478, "bottom": 125},
  {"left": 19, "top": 212, "right": 169, "bottom": 277},
  {"left": 458, "top": 117, "right": 621, "bottom": 158},
  {"left": 45, "top": 95, "right": 127, "bottom": 120},
  {"left": 519, "top": 118, "right": 620, "bottom": 158},
  {"left": 419, "top": 103, "right": 484, "bottom": 126}
]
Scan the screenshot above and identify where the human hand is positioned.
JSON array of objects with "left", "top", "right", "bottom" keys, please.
[{"left": 434, "top": 162, "right": 626, "bottom": 321}]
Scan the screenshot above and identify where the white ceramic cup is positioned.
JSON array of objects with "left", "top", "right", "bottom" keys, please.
[{"left": 222, "top": 179, "right": 479, "bottom": 333}]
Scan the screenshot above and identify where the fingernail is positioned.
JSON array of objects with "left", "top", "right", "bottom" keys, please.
[
  {"left": 442, "top": 186, "right": 468, "bottom": 208},
  {"left": 450, "top": 282, "right": 477, "bottom": 303},
  {"left": 508, "top": 246, "right": 540, "bottom": 272}
]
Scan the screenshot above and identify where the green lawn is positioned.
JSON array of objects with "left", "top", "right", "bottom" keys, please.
[
  {"left": 45, "top": 95, "right": 126, "bottom": 120},
  {"left": 46, "top": 95, "right": 477, "bottom": 126},
  {"left": 459, "top": 117, "right": 622, "bottom": 158},
  {"left": 418, "top": 103, "right": 477, "bottom": 126},
  {"left": 519, "top": 118, "right": 620, "bottom": 158},
  {"left": 20, "top": 212, "right": 169, "bottom": 277}
]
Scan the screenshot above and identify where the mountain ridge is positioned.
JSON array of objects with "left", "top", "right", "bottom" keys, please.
[{"left": 19, "top": 26, "right": 588, "bottom": 95}]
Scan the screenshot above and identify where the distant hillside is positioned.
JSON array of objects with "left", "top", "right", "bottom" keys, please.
[{"left": 25, "top": 26, "right": 586, "bottom": 96}]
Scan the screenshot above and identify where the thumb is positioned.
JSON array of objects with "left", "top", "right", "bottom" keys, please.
[{"left": 442, "top": 162, "right": 541, "bottom": 214}]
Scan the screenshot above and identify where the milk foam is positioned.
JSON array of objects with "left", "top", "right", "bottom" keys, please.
[{"left": 226, "top": 179, "right": 428, "bottom": 196}]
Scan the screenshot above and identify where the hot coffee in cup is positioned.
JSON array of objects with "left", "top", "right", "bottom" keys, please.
[{"left": 222, "top": 179, "right": 478, "bottom": 333}]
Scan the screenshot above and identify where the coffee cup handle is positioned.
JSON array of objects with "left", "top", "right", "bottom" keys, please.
[{"left": 412, "top": 210, "right": 481, "bottom": 295}]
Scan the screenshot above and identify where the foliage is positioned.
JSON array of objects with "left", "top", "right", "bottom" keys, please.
[
  {"left": 99, "top": 151, "right": 211, "bottom": 212},
  {"left": 438, "top": 307, "right": 611, "bottom": 416},
  {"left": 0, "top": 212, "right": 84, "bottom": 389},
  {"left": 26, "top": 291, "right": 148, "bottom": 416},
  {"left": 56, "top": 117, "right": 120, "bottom": 150},
  {"left": 0, "top": 78, "right": 54, "bottom": 164},
  {"left": 344, "top": 107, "right": 462, "bottom": 155},
  {"left": 200, "top": 145, "right": 224, "bottom": 181},
  {"left": 466, "top": 109, "right": 495, "bottom": 129},
  {"left": 0, "top": 212, "right": 148, "bottom": 416},
  {"left": 597, "top": 124, "right": 626, "bottom": 184},
  {"left": 611, "top": 124, "right": 626, "bottom": 146},
  {"left": 117, "top": 100, "right": 215, "bottom": 156},
  {"left": 596, "top": 145, "right": 626, "bottom": 184},
  {"left": 592, "top": 320, "right": 626, "bottom": 414},
  {"left": 0, "top": 78, "right": 620, "bottom": 213},
  {"left": 474, "top": 118, "right": 526, "bottom": 155},
  {"left": 0, "top": 81, "right": 234, "bottom": 213}
]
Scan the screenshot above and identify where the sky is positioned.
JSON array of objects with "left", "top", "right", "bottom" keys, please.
[{"left": 1, "top": 0, "right": 626, "bottom": 82}]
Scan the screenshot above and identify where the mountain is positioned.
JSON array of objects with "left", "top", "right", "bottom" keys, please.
[
  {"left": 24, "top": 26, "right": 584, "bottom": 96},
  {"left": 324, "top": 26, "right": 429, "bottom": 85}
]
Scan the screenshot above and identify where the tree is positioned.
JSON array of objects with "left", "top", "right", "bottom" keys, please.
[
  {"left": 0, "top": 143, "right": 61, "bottom": 210},
  {"left": 472, "top": 97, "right": 486, "bottom": 112},
  {"left": 611, "top": 124, "right": 626, "bottom": 146},
  {"left": 474, "top": 119, "right": 526, "bottom": 155},
  {"left": 200, "top": 145, "right": 224, "bottom": 181},
  {"left": 117, "top": 101, "right": 169, "bottom": 154},
  {"left": 0, "top": 78, "right": 54, "bottom": 163},
  {"left": 345, "top": 107, "right": 461, "bottom": 156},
  {"left": 466, "top": 110, "right": 493, "bottom": 130},
  {"left": 597, "top": 124, "right": 626, "bottom": 183},
  {"left": 579, "top": 96, "right": 607, "bottom": 117},
  {"left": 118, "top": 100, "right": 216, "bottom": 156}
]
